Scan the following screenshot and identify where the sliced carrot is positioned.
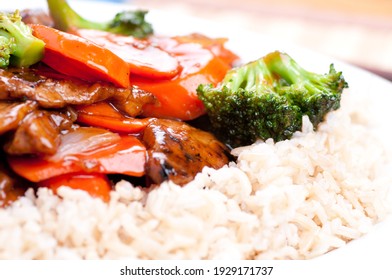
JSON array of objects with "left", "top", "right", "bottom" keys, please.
[
  {"left": 134, "top": 37, "right": 237, "bottom": 120},
  {"left": 39, "top": 173, "right": 112, "bottom": 202},
  {"left": 75, "top": 102, "right": 151, "bottom": 133},
  {"left": 172, "top": 34, "right": 240, "bottom": 65},
  {"left": 30, "top": 24, "right": 131, "bottom": 88},
  {"left": 72, "top": 31, "right": 239, "bottom": 120},
  {"left": 31, "top": 25, "right": 239, "bottom": 120},
  {"left": 76, "top": 102, "right": 124, "bottom": 119}
]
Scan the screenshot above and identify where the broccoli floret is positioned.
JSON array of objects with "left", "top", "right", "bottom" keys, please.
[
  {"left": 197, "top": 51, "right": 348, "bottom": 148},
  {"left": 47, "top": 0, "right": 153, "bottom": 38},
  {"left": 0, "top": 10, "right": 45, "bottom": 68}
]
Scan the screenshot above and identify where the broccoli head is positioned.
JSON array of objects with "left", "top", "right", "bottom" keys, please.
[
  {"left": 197, "top": 51, "right": 348, "bottom": 148},
  {"left": 47, "top": 0, "right": 153, "bottom": 38},
  {"left": 0, "top": 10, "right": 45, "bottom": 68}
]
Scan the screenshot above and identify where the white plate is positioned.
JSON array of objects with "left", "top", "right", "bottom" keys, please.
[{"left": 4, "top": 0, "right": 392, "bottom": 261}]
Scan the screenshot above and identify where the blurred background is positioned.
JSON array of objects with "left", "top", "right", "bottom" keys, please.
[{"left": 94, "top": 0, "right": 392, "bottom": 80}]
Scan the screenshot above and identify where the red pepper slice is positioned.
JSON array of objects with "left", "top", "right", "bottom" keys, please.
[{"left": 8, "top": 131, "right": 146, "bottom": 182}]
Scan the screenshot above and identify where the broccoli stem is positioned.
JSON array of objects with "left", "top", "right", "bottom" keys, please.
[
  {"left": 264, "top": 51, "right": 303, "bottom": 84},
  {"left": 47, "top": 0, "right": 153, "bottom": 38},
  {"left": 223, "top": 59, "right": 274, "bottom": 92},
  {"left": 265, "top": 51, "right": 341, "bottom": 95},
  {"left": 47, "top": 0, "right": 107, "bottom": 32}
]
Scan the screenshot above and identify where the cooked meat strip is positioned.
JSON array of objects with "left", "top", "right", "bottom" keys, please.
[
  {"left": 20, "top": 9, "right": 54, "bottom": 27},
  {"left": 111, "top": 86, "right": 158, "bottom": 117},
  {"left": 0, "top": 100, "right": 38, "bottom": 135},
  {"left": 4, "top": 109, "right": 61, "bottom": 155},
  {"left": 142, "top": 118, "right": 230, "bottom": 185},
  {"left": 48, "top": 107, "right": 78, "bottom": 131},
  {"left": 0, "top": 67, "right": 156, "bottom": 117}
]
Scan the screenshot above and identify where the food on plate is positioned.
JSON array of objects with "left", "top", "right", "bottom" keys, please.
[
  {"left": 0, "top": 10, "right": 44, "bottom": 67},
  {"left": 30, "top": 2, "right": 238, "bottom": 119},
  {"left": 197, "top": 51, "right": 347, "bottom": 147},
  {"left": 0, "top": 4, "right": 236, "bottom": 207},
  {"left": 0, "top": 0, "right": 390, "bottom": 260},
  {"left": 67, "top": 29, "right": 238, "bottom": 119}
]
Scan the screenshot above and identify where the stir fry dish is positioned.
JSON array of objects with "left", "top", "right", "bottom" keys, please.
[{"left": 0, "top": 1, "right": 347, "bottom": 207}]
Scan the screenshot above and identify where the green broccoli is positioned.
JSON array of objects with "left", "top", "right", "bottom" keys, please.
[
  {"left": 197, "top": 51, "right": 348, "bottom": 148},
  {"left": 0, "top": 10, "right": 45, "bottom": 68},
  {"left": 0, "top": 36, "right": 15, "bottom": 68},
  {"left": 47, "top": 0, "right": 153, "bottom": 38}
]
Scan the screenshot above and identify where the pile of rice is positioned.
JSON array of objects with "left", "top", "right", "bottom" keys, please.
[{"left": 0, "top": 89, "right": 391, "bottom": 260}]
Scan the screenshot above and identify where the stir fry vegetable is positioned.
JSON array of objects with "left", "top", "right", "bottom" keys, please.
[
  {"left": 197, "top": 51, "right": 347, "bottom": 147},
  {"left": 132, "top": 34, "right": 239, "bottom": 120},
  {"left": 47, "top": 0, "right": 153, "bottom": 38},
  {"left": 73, "top": 29, "right": 180, "bottom": 80},
  {"left": 30, "top": 24, "right": 132, "bottom": 88},
  {"left": 76, "top": 102, "right": 151, "bottom": 133},
  {"left": 0, "top": 10, "right": 44, "bottom": 67},
  {"left": 8, "top": 128, "right": 146, "bottom": 183}
]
